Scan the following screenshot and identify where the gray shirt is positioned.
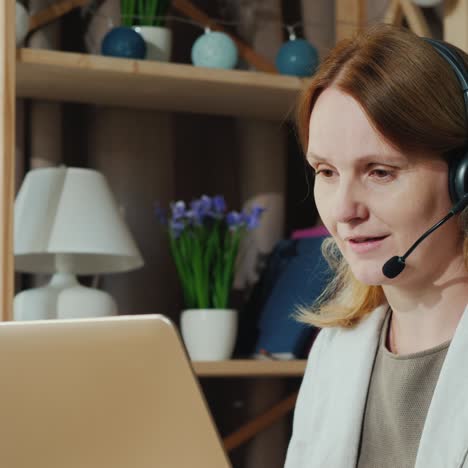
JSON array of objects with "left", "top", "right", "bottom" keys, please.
[{"left": 357, "top": 311, "right": 451, "bottom": 468}]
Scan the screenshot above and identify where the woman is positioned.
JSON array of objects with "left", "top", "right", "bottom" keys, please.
[{"left": 285, "top": 24, "right": 468, "bottom": 468}]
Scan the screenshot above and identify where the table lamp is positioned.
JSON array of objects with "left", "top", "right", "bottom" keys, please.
[{"left": 14, "top": 166, "right": 144, "bottom": 320}]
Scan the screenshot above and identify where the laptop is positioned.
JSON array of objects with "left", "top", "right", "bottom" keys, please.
[{"left": 0, "top": 314, "right": 231, "bottom": 468}]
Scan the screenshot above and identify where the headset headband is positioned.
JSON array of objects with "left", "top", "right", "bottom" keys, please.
[{"left": 424, "top": 37, "right": 468, "bottom": 110}]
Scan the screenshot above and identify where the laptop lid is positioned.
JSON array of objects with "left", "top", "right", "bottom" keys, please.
[{"left": 0, "top": 314, "right": 231, "bottom": 468}]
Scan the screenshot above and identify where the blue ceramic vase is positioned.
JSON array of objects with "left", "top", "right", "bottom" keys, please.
[
  {"left": 191, "top": 30, "right": 238, "bottom": 69},
  {"left": 101, "top": 27, "right": 147, "bottom": 60},
  {"left": 275, "top": 38, "right": 319, "bottom": 77}
]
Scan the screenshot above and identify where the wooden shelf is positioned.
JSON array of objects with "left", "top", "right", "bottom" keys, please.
[
  {"left": 192, "top": 359, "right": 307, "bottom": 377},
  {"left": 16, "top": 48, "right": 304, "bottom": 120}
]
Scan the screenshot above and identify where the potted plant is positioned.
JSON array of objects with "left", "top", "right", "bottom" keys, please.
[
  {"left": 156, "top": 195, "right": 265, "bottom": 360},
  {"left": 121, "top": 0, "right": 172, "bottom": 61}
]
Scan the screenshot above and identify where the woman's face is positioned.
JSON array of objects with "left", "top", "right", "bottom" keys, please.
[{"left": 308, "top": 87, "right": 462, "bottom": 286}]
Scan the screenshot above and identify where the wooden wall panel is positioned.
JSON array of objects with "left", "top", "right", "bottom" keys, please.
[
  {"left": 301, "top": 0, "right": 335, "bottom": 59},
  {"left": 0, "top": 0, "right": 15, "bottom": 321},
  {"left": 444, "top": 0, "right": 468, "bottom": 50},
  {"left": 335, "top": 0, "right": 367, "bottom": 42}
]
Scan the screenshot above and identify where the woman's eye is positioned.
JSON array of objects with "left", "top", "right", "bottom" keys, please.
[
  {"left": 370, "top": 168, "right": 393, "bottom": 179},
  {"left": 315, "top": 169, "right": 335, "bottom": 178}
]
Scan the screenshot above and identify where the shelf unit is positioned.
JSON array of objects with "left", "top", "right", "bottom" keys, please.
[{"left": 3, "top": 42, "right": 306, "bottom": 332}]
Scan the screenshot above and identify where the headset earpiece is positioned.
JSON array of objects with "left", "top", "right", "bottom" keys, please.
[
  {"left": 424, "top": 37, "right": 468, "bottom": 205},
  {"left": 448, "top": 151, "right": 468, "bottom": 203}
]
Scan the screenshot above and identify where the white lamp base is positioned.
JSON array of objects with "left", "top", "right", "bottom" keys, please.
[
  {"left": 57, "top": 284, "right": 117, "bottom": 319},
  {"left": 14, "top": 272, "right": 78, "bottom": 321},
  {"left": 14, "top": 272, "right": 118, "bottom": 320},
  {"left": 14, "top": 285, "right": 60, "bottom": 321}
]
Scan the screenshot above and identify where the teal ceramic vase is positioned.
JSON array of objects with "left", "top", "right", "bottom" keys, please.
[
  {"left": 101, "top": 27, "right": 147, "bottom": 60},
  {"left": 276, "top": 36, "right": 318, "bottom": 77},
  {"left": 191, "top": 29, "right": 238, "bottom": 69}
]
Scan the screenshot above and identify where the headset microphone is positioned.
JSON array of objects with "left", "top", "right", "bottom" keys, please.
[{"left": 382, "top": 194, "right": 468, "bottom": 279}]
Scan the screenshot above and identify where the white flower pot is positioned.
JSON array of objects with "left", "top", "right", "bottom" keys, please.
[
  {"left": 181, "top": 308, "right": 238, "bottom": 361},
  {"left": 133, "top": 26, "right": 172, "bottom": 62}
]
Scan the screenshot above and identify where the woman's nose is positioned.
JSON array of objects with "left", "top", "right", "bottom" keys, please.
[{"left": 333, "top": 182, "right": 369, "bottom": 224}]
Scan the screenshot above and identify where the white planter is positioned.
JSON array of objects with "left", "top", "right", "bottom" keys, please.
[
  {"left": 133, "top": 26, "right": 172, "bottom": 62},
  {"left": 181, "top": 308, "right": 238, "bottom": 361}
]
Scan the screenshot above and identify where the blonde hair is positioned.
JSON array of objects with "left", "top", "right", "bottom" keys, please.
[{"left": 296, "top": 24, "right": 468, "bottom": 329}]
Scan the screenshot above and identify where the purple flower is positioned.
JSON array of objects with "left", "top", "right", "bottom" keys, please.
[
  {"left": 199, "top": 195, "right": 212, "bottom": 213},
  {"left": 189, "top": 195, "right": 212, "bottom": 225},
  {"left": 243, "top": 205, "right": 266, "bottom": 230},
  {"left": 212, "top": 195, "right": 226, "bottom": 217},
  {"left": 170, "top": 219, "right": 185, "bottom": 238},
  {"left": 171, "top": 201, "right": 187, "bottom": 221},
  {"left": 157, "top": 196, "right": 264, "bottom": 237},
  {"left": 226, "top": 211, "right": 243, "bottom": 230}
]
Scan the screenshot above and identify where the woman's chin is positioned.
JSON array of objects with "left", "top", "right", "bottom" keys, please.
[{"left": 350, "top": 265, "right": 388, "bottom": 286}]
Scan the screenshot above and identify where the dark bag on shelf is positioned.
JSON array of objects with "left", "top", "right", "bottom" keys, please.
[{"left": 235, "top": 236, "right": 332, "bottom": 359}]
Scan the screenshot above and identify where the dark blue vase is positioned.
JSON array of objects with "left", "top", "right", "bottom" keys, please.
[
  {"left": 101, "top": 27, "right": 147, "bottom": 59},
  {"left": 275, "top": 38, "right": 319, "bottom": 77}
]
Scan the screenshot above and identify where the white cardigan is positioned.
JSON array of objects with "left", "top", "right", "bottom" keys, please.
[{"left": 285, "top": 304, "right": 468, "bottom": 468}]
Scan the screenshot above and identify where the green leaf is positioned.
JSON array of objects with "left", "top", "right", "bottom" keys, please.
[
  {"left": 160, "top": 211, "right": 250, "bottom": 310},
  {"left": 169, "top": 233, "right": 195, "bottom": 307},
  {"left": 121, "top": 0, "right": 136, "bottom": 26}
]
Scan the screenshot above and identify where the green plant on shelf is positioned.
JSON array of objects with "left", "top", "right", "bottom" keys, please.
[
  {"left": 155, "top": 195, "right": 265, "bottom": 310},
  {"left": 121, "top": 0, "right": 171, "bottom": 27}
]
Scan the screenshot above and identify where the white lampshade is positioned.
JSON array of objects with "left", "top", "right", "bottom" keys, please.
[{"left": 14, "top": 166, "right": 144, "bottom": 274}]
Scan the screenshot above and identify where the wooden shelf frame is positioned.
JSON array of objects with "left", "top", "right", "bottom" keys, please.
[
  {"left": 16, "top": 48, "right": 303, "bottom": 121},
  {"left": 0, "top": 0, "right": 15, "bottom": 323},
  {"left": 192, "top": 359, "right": 307, "bottom": 378}
]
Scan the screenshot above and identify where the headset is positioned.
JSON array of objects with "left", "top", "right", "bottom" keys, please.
[
  {"left": 382, "top": 38, "right": 468, "bottom": 278},
  {"left": 424, "top": 38, "right": 468, "bottom": 204}
]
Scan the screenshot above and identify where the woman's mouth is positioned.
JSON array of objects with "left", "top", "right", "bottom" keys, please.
[{"left": 347, "top": 235, "right": 389, "bottom": 254}]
